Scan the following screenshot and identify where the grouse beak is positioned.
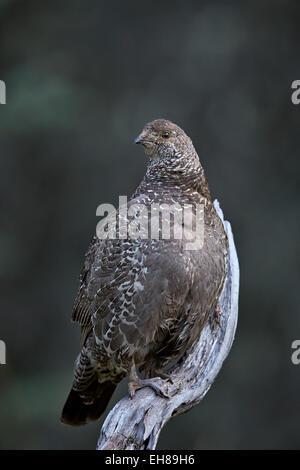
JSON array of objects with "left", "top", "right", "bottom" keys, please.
[{"left": 134, "top": 133, "right": 147, "bottom": 145}]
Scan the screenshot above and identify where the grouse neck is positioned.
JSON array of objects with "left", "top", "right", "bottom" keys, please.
[{"left": 142, "top": 152, "right": 211, "bottom": 200}]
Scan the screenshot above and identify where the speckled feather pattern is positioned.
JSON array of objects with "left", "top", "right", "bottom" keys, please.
[{"left": 70, "top": 119, "right": 228, "bottom": 403}]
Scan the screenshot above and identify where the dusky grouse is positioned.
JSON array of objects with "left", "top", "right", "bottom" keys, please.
[{"left": 61, "top": 119, "right": 228, "bottom": 426}]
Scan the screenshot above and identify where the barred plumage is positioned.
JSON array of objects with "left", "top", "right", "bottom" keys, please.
[{"left": 61, "top": 119, "right": 228, "bottom": 426}]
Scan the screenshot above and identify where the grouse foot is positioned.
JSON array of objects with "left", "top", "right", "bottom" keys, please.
[
  {"left": 146, "top": 367, "right": 173, "bottom": 384},
  {"left": 128, "top": 361, "right": 170, "bottom": 398}
]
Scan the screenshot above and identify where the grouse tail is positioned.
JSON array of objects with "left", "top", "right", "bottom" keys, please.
[{"left": 61, "top": 378, "right": 116, "bottom": 426}]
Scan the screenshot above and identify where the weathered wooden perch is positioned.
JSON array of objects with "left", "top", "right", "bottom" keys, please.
[{"left": 97, "top": 200, "right": 239, "bottom": 450}]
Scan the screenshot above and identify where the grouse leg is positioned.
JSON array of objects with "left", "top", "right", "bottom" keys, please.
[
  {"left": 128, "top": 359, "right": 170, "bottom": 399},
  {"left": 149, "top": 368, "right": 173, "bottom": 384},
  {"left": 140, "top": 362, "right": 174, "bottom": 383}
]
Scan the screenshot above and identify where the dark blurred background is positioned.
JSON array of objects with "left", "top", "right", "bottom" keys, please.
[{"left": 0, "top": 0, "right": 300, "bottom": 450}]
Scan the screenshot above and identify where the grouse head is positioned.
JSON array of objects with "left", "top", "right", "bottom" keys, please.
[
  {"left": 134, "top": 119, "right": 210, "bottom": 197},
  {"left": 134, "top": 119, "right": 195, "bottom": 161}
]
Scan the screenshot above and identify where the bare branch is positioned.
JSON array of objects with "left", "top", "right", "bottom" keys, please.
[{"left": 97, "top": 200, "right": 239, "bottom": 450}]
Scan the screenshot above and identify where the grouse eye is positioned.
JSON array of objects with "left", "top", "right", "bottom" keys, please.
[{"left": 162, "top": 131, "right": 170, "bottom": 138}]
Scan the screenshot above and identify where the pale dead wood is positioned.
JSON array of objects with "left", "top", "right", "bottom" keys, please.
[{"left": 97, "top": 200, "right": 239, "bottom": 450}]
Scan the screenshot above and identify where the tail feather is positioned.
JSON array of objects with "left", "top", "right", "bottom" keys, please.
[{"left": 61, "top": 379, "right": 116, "bottom": 426}]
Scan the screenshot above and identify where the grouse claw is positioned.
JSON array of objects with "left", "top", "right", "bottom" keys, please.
[{"left": 128, "top": 377, "right": 170, "bottom": 399}]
